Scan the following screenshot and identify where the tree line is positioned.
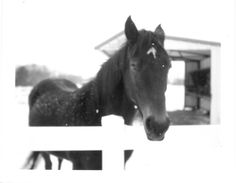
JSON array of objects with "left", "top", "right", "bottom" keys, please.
[{"left": 15, "top": 64, "right": 84, "bottom": 87}]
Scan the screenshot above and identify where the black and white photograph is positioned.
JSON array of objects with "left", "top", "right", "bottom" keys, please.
[{"left": 0, "top": 0, "right": 236, "bottom": 182}]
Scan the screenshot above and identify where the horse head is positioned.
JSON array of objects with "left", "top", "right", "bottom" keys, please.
[{"left": 124, "top": 16, "right": 171, "bottom": 141}]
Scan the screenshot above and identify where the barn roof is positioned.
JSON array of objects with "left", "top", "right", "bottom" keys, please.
[{"left": 95, "top": 31, "right": 221, "bottom": 61}]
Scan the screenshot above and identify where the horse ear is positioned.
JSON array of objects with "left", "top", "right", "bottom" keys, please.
[
  {"left": 155, "top": 24, "right": 165, "bottom": 46},
  {"left": 125, "top": 16, "right": 138, "bottom": 43}
]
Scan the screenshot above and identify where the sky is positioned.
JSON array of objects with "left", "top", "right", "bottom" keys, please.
[{"left": 3, "top": 0, "right": 228, "bottom": 79}]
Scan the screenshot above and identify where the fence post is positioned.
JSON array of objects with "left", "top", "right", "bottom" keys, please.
[{"left": 102, "top": 115, "right": 125, "bottom": 172}]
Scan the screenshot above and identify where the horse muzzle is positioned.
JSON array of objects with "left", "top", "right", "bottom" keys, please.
[{"left": 144, "top": 116, "right": 170, "bottom": 141}]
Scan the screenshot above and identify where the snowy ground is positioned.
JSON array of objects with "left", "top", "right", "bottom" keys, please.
[{"left": 0, "top": 85, "right": 234, "bottom": 183}]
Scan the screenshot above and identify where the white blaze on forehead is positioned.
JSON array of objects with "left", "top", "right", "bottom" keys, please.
[{"left": 147, "top": 47, "right": 157, "bottom": 59}]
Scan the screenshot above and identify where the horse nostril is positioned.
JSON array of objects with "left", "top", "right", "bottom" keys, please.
[{"left": 145, "top": 117, "right": 153, "bottom": 132}]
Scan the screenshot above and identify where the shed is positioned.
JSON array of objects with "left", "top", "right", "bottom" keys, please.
[{"left": 95, "top": 32, "right": 221, "bottom": 124}]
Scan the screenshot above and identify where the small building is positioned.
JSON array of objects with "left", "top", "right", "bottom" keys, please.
[{"left": 95, "top": 32, "right": 221, "bottom": 124}]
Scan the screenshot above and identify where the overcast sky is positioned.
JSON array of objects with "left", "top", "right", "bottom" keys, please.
[{"left": 3, "top": 0, "right": 228, "bottom": 78}]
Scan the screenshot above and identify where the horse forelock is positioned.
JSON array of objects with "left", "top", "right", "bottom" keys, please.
[{"left": 132, "top": 30, "right": 156, "bottom": 54}]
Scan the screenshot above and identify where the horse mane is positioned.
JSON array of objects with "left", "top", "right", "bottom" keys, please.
[{"left": 95, "top": 43, "right": 128, "bottom": 100}]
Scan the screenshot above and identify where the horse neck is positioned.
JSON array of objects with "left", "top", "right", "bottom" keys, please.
[{"left": 95, "top": 47, "right": 136, "bottom": 125}]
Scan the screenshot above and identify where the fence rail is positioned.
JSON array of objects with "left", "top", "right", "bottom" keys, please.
[{"left": 0, "top": 116, "right": 222, "bottom": 183}]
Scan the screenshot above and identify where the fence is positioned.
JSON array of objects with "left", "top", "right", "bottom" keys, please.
[
  {"left": 0, "top": 115, "right": 223, "bottom": 183},
  {"left": 27, "top": 115, "right": 134, "bottom": 172}
]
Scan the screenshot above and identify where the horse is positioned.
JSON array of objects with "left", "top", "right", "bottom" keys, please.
[{"left": 24, "top": 16, "right": 171, "bottom": 170}]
